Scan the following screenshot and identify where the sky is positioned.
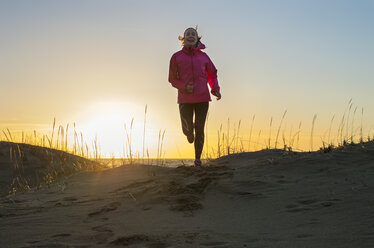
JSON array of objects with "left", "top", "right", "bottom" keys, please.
[{"left": 1, "top": 0, "right": 373, "bottom": 158}]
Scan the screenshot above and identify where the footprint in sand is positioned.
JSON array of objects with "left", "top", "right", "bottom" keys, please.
[
  {"left": 298, "top": 199, "right": 318, "bottom": 205},
  {"left": 52, "top": 196, "right": 79, "bottom": 207},
  {"left": 88, "top": 201, "right": 121, "bottom": 217},
  {"left": 236, "top": 191, "right": 264, "bottom": 199},
  {"left": 92, "top": 225, "right": 114, "bottom": 244},
  {"left": 51, "top": 233, "right": 71, "bottom": 238},
  {"left": 286, "top": 198, "right": 340, "bottom": 213},
  {"left": 110, "top": 234, "right": 169, "bottom": 248},
  {"left": 286, "top": 204, "right": 312, "bottom": 213},
  {"left": 183, "top": 232, "right": 199, "bottom": 244},
  {"left": 76, "top": 197, "right": 105, "bottom": 205},
  {"left": 110, "top": 179, "right": 155, "bottom": 194},
  {"left": 200, "top": 241, "right": 228, "bottom": 247},
  {"left": 62, "top": 196, "right": 78, "bottom": 202}
]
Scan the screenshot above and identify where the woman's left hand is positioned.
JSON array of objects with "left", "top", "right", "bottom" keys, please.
[{"left": 212, "top": 91, "right": 221, "bottom": 100}]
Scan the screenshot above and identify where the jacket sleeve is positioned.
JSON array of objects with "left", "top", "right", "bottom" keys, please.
[
  {"left": 206, "top": 55, "right": 220, "bottom": 94},
  {"left": 168, "top": 54, "right": 186, "bottom": 92}
]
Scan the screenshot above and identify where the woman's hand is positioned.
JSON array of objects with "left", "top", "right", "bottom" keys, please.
[
  {"left": 186, "top": 82, "right": 194, "bottom": 93},
  {"left": 212, "top": 91, "right": 221, "bottom": 100}
]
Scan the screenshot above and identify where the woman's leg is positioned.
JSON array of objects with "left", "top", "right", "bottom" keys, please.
[
  {"left": 193, "top": 102, "right": 209, "bottom": 159},
  {"left": 179, "top": 103, "right": 194, "bottom": 142}
]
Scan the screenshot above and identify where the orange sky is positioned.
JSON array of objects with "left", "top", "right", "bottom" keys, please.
[{"left": 1, "top": 1, "right": 373, "bottom": 158}]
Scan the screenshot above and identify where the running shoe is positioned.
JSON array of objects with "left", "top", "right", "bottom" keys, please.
[{"left": 194, "top": 159, "right": 202, "bottom": 167}]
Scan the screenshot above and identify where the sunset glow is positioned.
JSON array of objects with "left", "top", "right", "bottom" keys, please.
[{"left": 1, "top": 0, "right": 373, "bottom": 158}]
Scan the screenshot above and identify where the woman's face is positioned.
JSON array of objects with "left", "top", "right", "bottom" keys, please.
[{"left": 184, "top": 28, "right": 198, "bottom": 48}]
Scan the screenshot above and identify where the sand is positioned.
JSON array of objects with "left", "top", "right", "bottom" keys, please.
[{"left": 1, "top": 141, "right": 374, "bottom": 247}]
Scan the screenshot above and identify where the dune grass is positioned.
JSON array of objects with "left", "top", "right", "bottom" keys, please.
[
  {"left": 1, "top": 100, "right": 373, "bottom": 195},
  {"left": 2, "top": 141, "right": 104, "bottom": 196},
  {"left": 1, "top": 101, "right": 373, "bottom": 164},
  {"left": 204, "top": 100, "right": 372, "bottom": 159}
]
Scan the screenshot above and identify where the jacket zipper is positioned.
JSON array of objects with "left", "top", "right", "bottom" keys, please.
[{"left": 190, "top": 52, "right": 194, "bottom": 93}]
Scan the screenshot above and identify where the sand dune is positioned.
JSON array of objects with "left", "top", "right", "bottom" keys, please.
[
  {"left": 0, "top": 141, "right": 104, "bottom": 197},
  {"left": 1, "top": 142, "right": 374, "bottom": 247}
]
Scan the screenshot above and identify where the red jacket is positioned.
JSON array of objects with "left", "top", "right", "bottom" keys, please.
[{"left": 168, "top": 42, "right": 220, "bottom": 104}]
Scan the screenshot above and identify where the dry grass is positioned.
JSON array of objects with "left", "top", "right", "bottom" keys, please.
[
  {"left": 1, "top": 101, "right": 373, "bottom": 166},
  {"left": 204, "top": 99, "right": 372, "bottom": 157},
  {"left": 1, "top": 141, "right": 104, "bottom": 196},
  {"left": 1, "top": 99, "right": 373, "bottom": 197}
]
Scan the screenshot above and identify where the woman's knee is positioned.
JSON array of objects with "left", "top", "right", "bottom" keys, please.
[{"left": 194, "top": 123, "right": 205, "bottom": 133}]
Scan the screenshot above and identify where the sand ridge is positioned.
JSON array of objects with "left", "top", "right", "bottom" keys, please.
[{"left": 1, "top": 142, "right": 374, "bottom": 247}]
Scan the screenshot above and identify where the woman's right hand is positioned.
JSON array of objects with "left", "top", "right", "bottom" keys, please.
[{"left": 186, "top": 82, "right": 194, "bottom": 93}]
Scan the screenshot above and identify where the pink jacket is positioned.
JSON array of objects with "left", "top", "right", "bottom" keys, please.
[{"left": 168, "top": 42, "right": 220, "bottom": 104}]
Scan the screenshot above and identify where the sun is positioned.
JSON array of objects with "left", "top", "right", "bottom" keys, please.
[{"left": 79, "top": 100, "right": 153, "bottom": 158}]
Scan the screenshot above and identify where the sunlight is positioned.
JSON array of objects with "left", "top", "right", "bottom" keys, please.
[{"left": 80, "top": 100, "right": 156, "bottom": 158}]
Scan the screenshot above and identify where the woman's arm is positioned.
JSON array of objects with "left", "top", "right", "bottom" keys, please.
[
  {"left": 206, "top": 55, "right": 220, "bottom": 95},
  {"left": 168, "top": 54, "right": 187, "bottom": 92}
]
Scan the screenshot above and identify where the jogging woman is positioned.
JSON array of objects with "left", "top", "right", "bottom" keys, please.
[{"left": 168, "top": 27, "right": 221, "bottom": 166}]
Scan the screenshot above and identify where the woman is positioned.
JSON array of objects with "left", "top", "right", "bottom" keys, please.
[{"left": 168, "top": 27, "right": 221, "bottom": 166}]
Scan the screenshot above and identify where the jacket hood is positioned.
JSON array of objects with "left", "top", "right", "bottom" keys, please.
[{"left": 196, "top": 41, "right": 206, "bottom": 50}]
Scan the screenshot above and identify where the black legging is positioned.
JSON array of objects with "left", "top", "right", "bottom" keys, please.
[{"left": 179, "top": 102, "right": 209, "bottom": 159}]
